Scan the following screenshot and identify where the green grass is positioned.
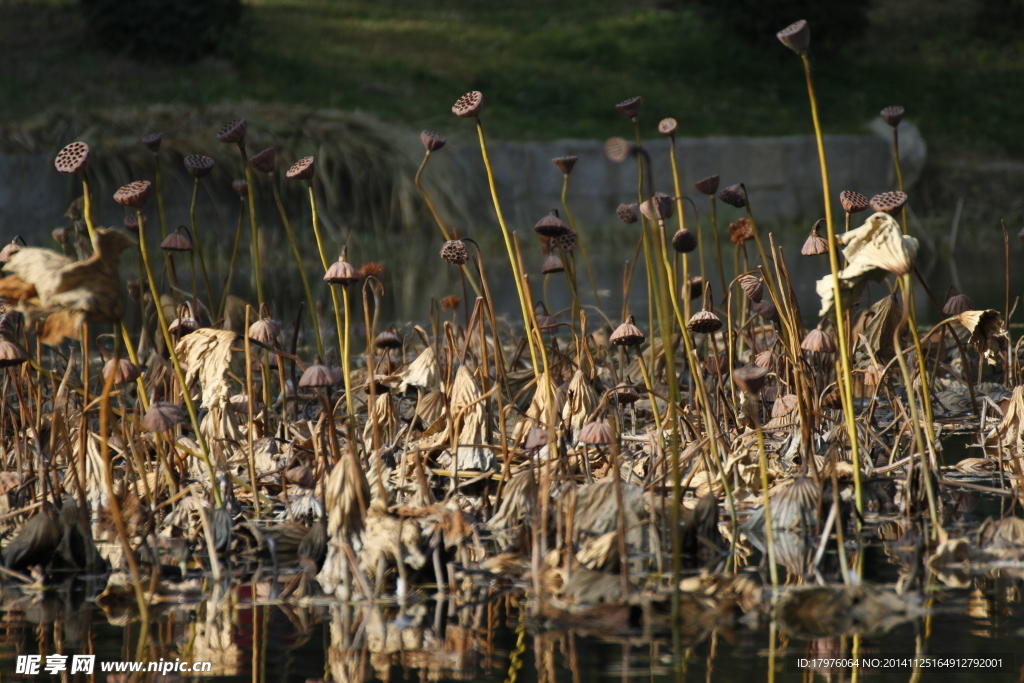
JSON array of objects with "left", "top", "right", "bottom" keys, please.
[{"left": 3, "top": 0, "right": 1024, "bottom": 157}]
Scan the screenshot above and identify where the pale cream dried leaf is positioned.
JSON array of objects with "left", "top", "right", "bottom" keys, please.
[
  {"left": 398, "top": 345, "right": 439, "bottom": 392},
  {"left": 175, "top": 328, "right": 237, "bottom": 409}
]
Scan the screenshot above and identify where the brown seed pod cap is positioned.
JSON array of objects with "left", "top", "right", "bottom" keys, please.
[
  {"left": 552, "top": 155, "right": 578, "bottom": 174},
  {"left": 718, "top": 184, "right": 746, "bottom": 208},
  {"left": 839, "top": 190, "right": 869, "bottom": 214},
  {"left": 452, "top": 91, "right": 483, "bottom": 118},
  {"left": 610, "top": 316, "right": 645, "bottom": 347},
  {"left": 0, "top": 340, "right": 27, "bottom": 368},
  {"left": 732, "top": 365, "right": 769, "bottom": 394},
  {"left": 536, "top": 310, "right": 558, "bottom": 331},
  {"left": 440, "top": 239, "right": 469, "bottom": 265},
  {"left": 160, "top": 228, "right": 192, "bottom": 252},
  {"left": 249, "top": 147, "right": 276, "bottom": 174},
  {"left": 658, "top": 117, "right": 678, "bottom": 136},
  {"left": 942, "top": 285, "right": 975, "bottom": 316},
  {"left": 869, "top": 191, "right": 908, "bottom": 215},
  {"left": 687, "top": 310, "right": 722, "bottom": 334},
  {"left": 286, "top": 156, "right": 315, "bottom": 180},
  {"left": 102, "top": 358, "right": 141, "bottom": 385},
  {"left": 232, "top": 179, "right": 248, "bottom": 196},
  {"left": 683, "top": 276, "right": 704, "bottom": 301},
  {"left": 248, "top": 318, "right": 281, "bottom": 344},
  {"left": 143, "top": 402, "right": 186, "bottom": 432},
  {"left": 123, "top": 213, "right": 140, "bottom": 232},
  {"left": 184, "top": 154, "right": 215, "bottom": 178},
  {"left": 579, "top": 420, "right": 614, "bottom": 445},
  {"left": 671, "top": 229, "right": 697, "bottom": 254},
  {"left": 324, "top": 257, "right": 360, "bottom": 285},
  {"left": 801, "top": 328, "right": 836, "bottom": 353},
  {"left": 605, "top": 137, "right": 630, "bottom": 163},
  {"left": 776, "top": 19, "right": 810, "bottom": 55},
  {"left": 375, "top": 330, "right": 402, "bottom": 350},
  {"left": 753, "top": 300, "right": 779, "bottom": 322},
  {"left": 801, "top": 218, "right": 828, "bottom": 256},
  {"left": 694, "top": 175, "right": 720, "bottom": 195},
  {"left": 299, "top": 361, "right": 335, "bottom": 388},
  {"left": 558, "top": 230, "right": 578, "bottom": 252},
  {"left": 615, "top": 96, "right": 642, "bottom": 119},
  {"left": 113, "top": 180, "right": 152, "bottom": 209},
  {"left": 534, "top": 210, "right": 570, "bottom": 237},
  {"left": 168, "top": 315, "right": 198, "bottom": 337},
  {"left": 541, "top": 254, "right": 564, "bottom": 274},
  {"left": 772, "top": 394, "right": 798, "bottom": 418},
  {"left": 55, "top": 142, "right": 90, "bottom": 174},
  {"left": 142, "top": 133, "right": 162, "bottom": 153},
  {"left": 217, "top": 118, "right": 247, "bottom": 144},
  {"left": 704, "top": 354, "right": 728, "bottom": 377},
  {"left": 738, "top": 274, "right": 763, "bottom": 303},
  {"left": 640, "top": 194, "right": 674, "bottom": 221},
  {"left": 754, "top": 349, "right": 778, "bottom": 372},
  {"left": 612, "top": 383, "right": 641, "bottom": 405},
  {"left": 880, "top": 106, "right": 905, "bottom": 128},
  {"left": 420, "top": 131, "right": 447, "bottom": 152},
  {"left": 616, "top": 203, "right": 639, "bottom": 224}
]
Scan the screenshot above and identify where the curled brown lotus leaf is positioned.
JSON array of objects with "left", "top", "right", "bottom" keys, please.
[
  {"left": 957, "top": 309, "right": 1006, "bottom": 365},
  {"left": 0, "top": 228, "right": 136, "bottom": 344}
]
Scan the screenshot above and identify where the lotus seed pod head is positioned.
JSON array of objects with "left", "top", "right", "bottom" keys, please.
[
  {"left": 694, "top": 175, "right": 720, "bottom": 196},
  {"left": 732, "top": 365, "right": 769, "bottom": 394},
  {"left": 102, "top": 358, "right": 141, "bottom": 385},
  {"left": 671, "top": 228, "right": 697, "bottom": 254},
  {"left": 248, "top": 318, "right": 281, "bottom": 344},
  {"left": 801, "top": 328, "right": 836, "bottom": 353},
  {"left": 869, "top": 191, "right": 908, "bottom": 215},
  {"left": 168, "top": 315, "right": 198, "bottom": 338},
  {"left": 610, "top": 316, "right": 645, "bottom": 347},
  {"left": 801, "top": 219, "right": 829, "bottom": 256},
  {"left": 718, "top": 184, "right": 746, "bottom": 208},
  {"left": 286, "top": 156, "right": 315, "bottom": 180},
  {"left": 534, "top": 210, "right": 570, "bottom": 237},
  {"left": 942, "top": 285, "right": 975, "bottom": 316},
  {"left": 374, "top": 330, "right": 402, "bottom": 350},
  {"left": 579, "top": 420, "right": 614, "bottom": 445},
  {"left": 640, "top": 194, "right": 674, "bottom": 222},
  {"left": 0, "top": 340, "right": 27, "bottom": 368},
  {"left": 142, "top": 133, "right": 163, "bottom": 153},
  {"left": 232, "top": 179, "right": 248, "bottom": 196},
  {"left": 55, "top": 142, "right": 90, "bottom": 174},
  {"left": 552, "top": 155, "right": 578, "bottom": 174},
  {"left": 248, "top": 147, "right": 276, "bottom": 174},
  {"left": 440, "top": 239, "right": 470, "bottom": 265},
  {"left": 420, "top": 130, "right": 447, "bottom": 152},
  {"left": 612, "top": 383, "right": 641, "bottom": 405},
  {"left": 616, "top": 203, "right": 639, "bottom": 224},
  {"left": 324, "top": 257, "right": 361, "bottom": 285},
  {"left": 217, "top": 118, "right": 247, "bottom": 144},
  {"left": 754, "top": 349, "right": 778, "bottom": 372},
  {"left": 605, "top": 137, "right": 630, "bottom": 163},
  {"left": 753, "top": 300, "right": 779, "bottom": 322},
  {"left": 558, "top": 230, "right": 578, "bottom": 252},
  {"left": 122, "top": 213, "right": 140, "bottom": 232},
  {"left": 160, "top": 228, "right": 192, "bottom": 252},
  {"left": 776, "top": 19, "right": 810, "bottom": 55},
  {"left": 143, "top": 402, "right": 186, "bottom": 432},
  {"left": 687, "top": 310, "right": 723, "bottom": 334},
  {"left": 738, "top": 274, "right": 763, "bottom": 303},
  {"left": 299, "top": 360, "right": 335, "bottom": 388},
  {"left": 880, "top": 106, "right": 905, "bottom": 128},
  {"left": 839, "top": 190, "right": 870, "bottom": 214},
  {"left": 113, "top": 180, "right": 152, "bottom": 209},
  {"left": 615, "top": 96, "right": 642, "bottom": 119},
  {"left": 540, "top": 254, "right": 565, "bottom": 275},
  {"left": 683, "top": 276, "right": 704, "bottom": 301},
  {"left": 452, "top": 91, "right": 483, "bottom": 118},
  {"left": 184, "top": 154, "right": 215, "bottom": 178},
  {"left": 658, "top": 117, "right": 678, "bottom": 136}
]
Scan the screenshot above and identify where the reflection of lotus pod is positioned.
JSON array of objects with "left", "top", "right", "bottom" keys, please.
[
  {"left": 738, "top": 274, "right": 763, "bottom": 302},
  {"left": 610, "top": 317, "right": 644, "bottom": 347},
  {"left": 615, "top": 96, "right": 642, "bottom": 118},
  {"left": 941, "top": 285, "right": 974, "bottom": 316}
]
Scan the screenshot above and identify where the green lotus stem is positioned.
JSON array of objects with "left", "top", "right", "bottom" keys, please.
[
  {"left": 414, "top": 151, "right": 482, "bottom": 298},
  {"left": 154, "top": 153, "right": 168, "bottom": 241},
  {"left": 892, "top": 126, "right": 908, "bottom": 232},
  {"left": 799, "top": 52, "right": 863, "bottom": 518},
  {"left": 666, "top": 134, "right": 695, "bottom": 320},
  {"left": 270, "top": 179, "right": 324, "bottom": 358},
  {"left": 188, "top": 178, "right": 216, "bottom": 310},
  {"left": 219, "top": 195, "right": 246, "bottom": 320},
  {"left": 560, "top": 174, "right": 602, "bottom": 311},
  {"left": 80, "top": 174, "right": 97, "bottom": 243},
  {"left": 239, "top": 142, "right": 264, "bottom": 308},
  {"left": 340, "top": 285, "right": 355, "bottom": 429},
  {"left": 117, "top": 322, "right": 148, "bottom": 411},
  {"left": 135, "top": 209, "right": 223, "bottom": 509},
  {"left": 709, "top": 195, "right": 727, "bottom": 295},
  {"left": 473, "top": 117, "right": 540, "bottom": 376},
  {"left": 631, "top": 120, "right": 661, "bottom": 341}
]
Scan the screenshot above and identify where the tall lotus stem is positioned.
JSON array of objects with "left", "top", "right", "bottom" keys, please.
[
  {"left": 188, "top": 178, "right": 216, "bottom": 310},
  {"left": 779, "top": 23, "right": 863, "bottom": 516},
  {"left": 558, "top": 172, "right": 602, "bottom": 310},
  {"left": 661, "top": 119, "right": 695, "bottom": 320},
  {"left": 219, "top": 184, "right": 247, "bottom": 319},
  {"left": 709, "top": 195, "right": 727, "bottom": 294}
]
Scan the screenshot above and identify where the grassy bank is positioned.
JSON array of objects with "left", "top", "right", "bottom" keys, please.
[{"left": 2, "top": 0, "right": 1024, "bottom": 158}]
